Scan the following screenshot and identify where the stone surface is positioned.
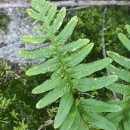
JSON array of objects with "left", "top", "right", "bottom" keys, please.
[{"left": 0, "top": 0, "right": 45, "bottom": 66}]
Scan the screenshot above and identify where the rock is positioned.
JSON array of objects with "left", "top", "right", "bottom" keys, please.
[{"left": 0, "top": 0, "right": 45, "bottom": 66}]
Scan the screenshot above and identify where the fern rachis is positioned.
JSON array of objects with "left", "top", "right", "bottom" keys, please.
[{"left": 106, "top": 25, "right": 130, "bottom": 130}]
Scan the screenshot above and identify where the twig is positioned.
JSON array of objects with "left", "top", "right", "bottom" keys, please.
[
  {"left": 102, "top": 7, "right": 107, "bottom": 58},
  {"left": 101, "top": 7, "right": 117, "bottom": 99},
  {"left": 1, "top": 1, "right": 130, "bottom": 9},
  {"left": 38, "top": 119, "right": 54, "bottom": 130},
  {"left": 66, "top": 6, "right": 89, "bottom": 11}
]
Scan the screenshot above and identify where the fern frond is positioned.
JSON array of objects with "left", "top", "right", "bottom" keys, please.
[
  {"left": 68, "top": 58, "right": 112, "bottom": 79},
  {"left": 126, "top": 24, "right": 130, "bottom": 35},
  {"left": 54, "top": 92, "right": 74, "bottom": 128},
  {"left": 106, "top": 98, "right": 130, "bottom": 130},
  {"left": 19, "top": 0, "right": 120, "bottom": 129},
  {"left": 107, "top": 83, "right": 130, "bottom": 96},
  {"left": 107, "top": 24, "right": 130, "bottom": 130},
  {"left": 73, "top": 75, "right": 118, "bottom": 92},
  {"left": 107, "top": 51, "right": 130, "bottom": 69},
  {"left": 107, "top": 64, "right": 130, "bottom": 82},
  {"left": 79, "top": 98, "right": 121, "bottom": 113},
  {"left": 21, "top": 35, "right": 47, "bottom": 44},
  {"left": 26, "top": 57, "right": 59, "bottom": 76},
  {"left": 36, "top": 79, "right": 66, "bottom": 109},
  {"left": 18, "top": 45, "right": 54, "bottom": 58},
  {"left": 59, "top": 106, "right": 80, "bottom": 130},
  {"left": 118, "top": 33, "right": 130, "bottom": 51},
  {"left": 83, "top": 112, "right": 116, "bottom": 130},
  {"left": 32, "top": 77, "right": 61, "bottom": 94}
]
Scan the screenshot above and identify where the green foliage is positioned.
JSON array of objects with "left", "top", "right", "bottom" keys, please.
[
  {"left": 13, "top": 120, "right": 28, "bottom": 130},
  {"left": 0, "top": 62, "right": 54, "bottom": 130},
  {"left": 0, "top": 12, "right": 9, "bottom": 33},
  {"left": 18, "top": 0, "right": 122, "bottom": 129},
  {"left": 107, "top": 25, "right": 130, "bottom": 130},
  {"left": 65, "top": 6, "right": 130, "bottom": 61}
]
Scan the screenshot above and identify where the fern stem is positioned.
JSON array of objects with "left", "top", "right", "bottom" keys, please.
[
  {"left": 101, "top": 7, "right": 117, "bottom": 99},
  {"left": 41, "top": 15, "right": 75, "bottom": 92},
  {"left": 49, "top": 35, "right": 74, "bottom": 92}
]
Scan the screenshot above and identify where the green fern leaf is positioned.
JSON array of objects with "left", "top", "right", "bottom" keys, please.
[
  {"left": 65, "top": 43, "right": 94, "bottom": 67},
  {"left": 126, "top": 24, "right": 130, "bottom": 35},
  {"left": 28, "top": 1, "right": 51, "bottom": 22},
  {"left": 118, "top": 33, "right": 130, "bottom": 51},
  {"left": 54, "top": 91, "right": 74, "bottom": 128},
  {"left": 80, "top": 98, "right": 121, "bottom": 113},
  {"left": 107, "top": 25, "right": 130, "bottom": 130},
  {"left": 61, "top": 39, "right": 89, "bottom": 53},
  {"left": 51, "top": 69, "right": 61, "bottom": 79},
  {"left": 107, "top": 51, "right": 130, "bottom": 69},
  {"left": 18, "top": 46, "right": 54, "bottom": 58},
  {"left": 27, "top": 9, "right": 43, "bottom": 21},
  {"left": 107, "top": 83, "right": 130, "bottom": 95},
  {"left": 51, "top": 7, "right": 66, "bottom": 33},
  {"left": 36, "top": 79, "right": 66, "bottom": 109},
  {"left": 40, "top": 1, "right": 51, "bottom": 15},
  {"left": 60, "top": 108, "right": 78, "bottom": 130},
  {"left": 31, "top": 0, "right": 45, "bottom": 12},
  {"left": 56, "top": 16, "right": 78, "bottom": 44},
  {"left": 78, "top": 119, "right": 89, "bottom": 130},
  {"left": 26, "top": 57, "right": 59, "bottom": 76},
  {"left": 83, "top": 113, "right": 116, "bottom": 130},
  {"left": 106, "top": 111, "right": 123, "bottom": 128},
  {"left": 21, "top": 35, "right": 47, "bottom": 44},
  {"left": 32, "top": 77, "right": 61, "bottom": 94},
  {"left": 73, "top": 75, "right": 118, "bottom": 92},
  {"left": 106, "top": 98, "right": 130, "bottom": 130},
  {"left": 46, "top": 4, "right": 57, "bottom": 24},
  {"left": 69, "top": 58, "right": 112, "bottom": 79},
  {"left": 107, "top": 64, "right": 130, "bottom": 82},
  {"left": 124, "top": 119, "right": 130, "bottom": 130},
  {"left": 68, "top": 112, "right": 81, "bottom": 130}
]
